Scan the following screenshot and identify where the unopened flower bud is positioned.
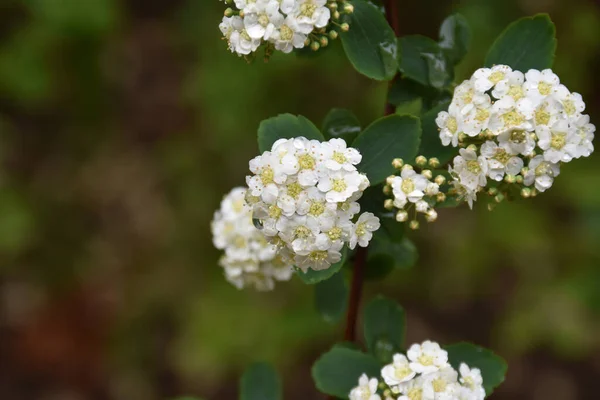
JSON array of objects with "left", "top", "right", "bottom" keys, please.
[
  {"left": 415, "top": 155, "right": 427, "bottom": 167},
  {"left": 466, "top": 144, "right": 478, "bottom": 152},
  {"left": 384, "top": 199, "right": 394, "bottom": 210},
  {"left": 396, "top": 210, "right": 408, "bottom": 222},
  {"left": 515, "top": 175, "right": 524, "bottom": 184},
  {"left": 428, "top": 157, "right": 440, "bottom": 168},
  {"left": 504, "top": 174, "right": 516, "bottom": 183},
  {"left": 383, "top": 185, "right": 392, "bottom": 196},
  {"left": 224, "top": 7, "right": 234, "bottom": 17},
  {"left": 343, "top": 3, "right": 354, "bottom": 13},
  {"left": 495, "top": 193, "right": 505, "bottom": 203},
  {"left": 425, "top": 209, "right": 438, "bottom": 222},
  {"left": 392, "top": 158, "right": 404, "bottom": 169},
  {"left": 458, "top": 132, "right": 468, "bottom": 142},
  {"left": 311, "top": 41, "right": 320, "bottom": 51},
  {"left": 319, "top": 36, "right": 329, "bottom": 47},
  {"left": 328, "top": 30, "right": 339, "bottom": 40},
  {"left": 436, "top": 192, "right": 446, "bottom": 203},
  {"left": 328, "top": 1, "right": 338, "bottom": 10},
  {"left": 521, "top": 188, "right": 532, "bottom": 198},
  {"left": 409, "top": 220, "right": 420, "bottom": 230},
  {"left": 488, "top": 187, "right": 498, "bottom": 196},
  {"left": 340, "top": 22, "right": 350, "bottom": 31},
  {"left": 421, "top": 169, "right": 432, "bottom": 179},
  {"left": 386, "top": 175, "right": 396, "bottom": 185},
  {"left": 487, "top": 203, "right": 496, "bottom": 211},
  {"left": 434, "top": 175, "right": 446, "bottom": 186},
  {"left": 402, "top": 164, "right": 413, "bottom": 172}
]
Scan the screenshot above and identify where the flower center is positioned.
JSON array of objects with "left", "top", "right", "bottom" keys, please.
[
  {"left": 241, "top": 29, "right": 252, "bottom": 41},
  {"left": 502, "top": 110, "right": 525, "bottom": 127},
  {"left": 332, "top": 178, "right": 347, "bottom": 192},
  {"left": 535, "top": 162, "right": 553, "bottom": 176},
  {"left": 535, "top": 107, "right": 550, "bottom": 125},
  {"left": 308, "top": 201, "right": 325, "bottom": 216},
  {"left": 510, "top": 130, "right": 527, "bottom": 144},
  {"left": 489, "top": 71, "right": 505, "bottom": 84},
  {"left": 287, "top": 182, "right": 303, "bottom": 198},
  {"left": 538, "top": 81, "right": 552, "bottom": 96},
  {"left": 563, "top": 99, "right": 576, "bottom": 115},
  {"left": 447, "top": 117, "right": 458, "bottom": 133},
  {"left": 233, "top": 236, "right": 247, "bottom": 248},
  {"left": 550, "top": 133, "right": 566, "bottom": 150},
  {"left": 462, "top": 89, "right": 473, "bottom": 104},
  {"left": 295, "top": 225, "right": 311, "bottom": 238},
  {"left": 309, "top": 250, "right": 328, "bottom": 261},
  {"left": 394, "top": 365, "right": 412, "bottom": 380},
  {"left": 332, "top": 151, "right": 347, "bottom": 164},
  {"left": 233, "top": 199, "right": 245, "bottom": 213},
  {"left": 401, "top": 178, "right": 415, "bottom": 194},
  {"left": 508, "top": 85, "right": 524, "bottom": 100},
  {"left": 280, "top": 24, "right": 293, "bottom": 41},
  {"left": 418, "top": 354, "right": 434, "bottom": 366},
  {"left": 355, "top": 222, "right": 366, "bottom": 237},
  {"left": 475, "top": 108, "right": 490, "bottom": 122},
  {"left": 268, "top": 204, "right": 282, "bottom": 219},
  {"left": 493, "top": 148, "right": 511, "bottom": 165},
  {"left": 298, "top": 153, "right": 315, "bottom": 170},
  {"left": 327, "top": 227, "right": 343, "bottom": 241},
  {"left": 260, "top": 166, "right": 274, "bottom": 185},
  {"left": 258, "top": 13, "right": 269, "bottom": 27},
  {"left": 463, "top": 376, "right": 475, "bottom": 389},
  {"left": 466, "top": 160, "right": 481, "bottom": 174},
  {"left": 300, "top": 3, "right": 318, "bottom": 17},
  {"left": 432, "top": 377, "right": 447, "bottom": 393},
  {"left": 407, "top": 388, "right": 423, "bottom": 400}
]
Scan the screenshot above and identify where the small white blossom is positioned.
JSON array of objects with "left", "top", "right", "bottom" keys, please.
[
  {"left": 524, "top": 68, "right": 560, "bottom": 106},
  {"left": 349, "top": 212, "right": 381, "bottom": 250},
  {"left": 381, "top": 354, "right": 416, "bottom": 387},
  {"left": 450, "top": 148, "right": 488, "bottom": 191},
  {"left": 407, "top": 340, "right": 450, "bottom": 374},
  {"left": 458, "top": 364, "right": 485, "bottom": 400},
  {"left": 349, "top": 374, "right": 381, "bottom": 400},
  {"left": 391, "top": 169, "right": 429, "bottom": 208},
  {"left": 536, "top": 120, "right": 578, "bottom": 163},
  {"left": 480, "top": 141, "right": 523, "bottom": 181},
  {"left": 524, "top": 155, "right": 560, "bottom": 192},
  {"left": 571, "top": 114, "right": 595, "bottom": 158}
]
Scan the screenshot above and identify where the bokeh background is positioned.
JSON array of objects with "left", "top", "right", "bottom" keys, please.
[{"left": 0, "top": 0, "right": 599, "bottom": 399}]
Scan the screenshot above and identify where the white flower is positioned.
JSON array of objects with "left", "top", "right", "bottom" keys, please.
[
  {"left": 271, "top": 15, "right": 307, "bottom": 53},
  {"left": 244, "top": 1, "right": 284, "bottom": 40},
  {"left": 491, "top": 70, "right": 525, "bottom": 100},
  {"left": 421, "top": 367, "right": 459, "bottom": 399},
  {"left": 318, "top": 170, "right": 364, "bottom": 202},
  {"left": 453, "top": 80, "right": 490, "bottom": 115},
  {"left": 294, "top": 240, "right": 342, "bottom": 271},
  {"left": 571, "top": 114, "right": 595, "bottom": 158},
  {"left": 322, "top": 138, "right": 362, "bottom": 171},
  {"left": 436, "top": 108, "right": 460, "bottom": 147},
  {"left": 524, "top": 155, "right": 560, "bottom": 192},
  {"left": 524, "top": 68, "right": 560, "bottom": 106},
  {"left": 450, "top": 148, "right": 488, "bottom": 191},
  {"left": 349, "top": 212, "right": 380, "bottom": 249},
  {"left": 211, "top": 187, "right": 293, "bottom": 290},
  {"left": 461, "top": 100, "right": 492, "bottom": 137},
  {"left": 536, "top": 120, "right": 578, "bottom": 163},
  {"left": 480, "top": 140, "right": 523, "bottom": 181},
  {"left": 391, "top": 169, "right": 429, "bottom": 208},
  {"left": 473, "top": 64, "right": 513, "bottom": 93},
  {"left": 407, "top": 340, "right": 450, "bottom": 374},
  {"left": 294, "top": 0, "right": 331, "bottom": 34},
  {"left": 459, "top": 364, "right": 485, "bottom": 400},
  {"left": 381, "top": 354, "right": 416, "bottom": 387},
  {"left": 349, "top": 374, "right": 381, "bottom": 400},
  {"left": 397, "top": 377, "right": 427, "bottom": 400},
  {"left": 488, "top": 97, "right": 533, "bottom": 135},
  {"left": 554, "top": 84, "right": 585, "bottom": 120}
]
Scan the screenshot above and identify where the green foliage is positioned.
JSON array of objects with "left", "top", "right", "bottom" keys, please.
[
  {"left": 368, "top": 230, "right": 418, "bottom": 271},
  {"left": 399, "top": 35, "right": 450, "bottom": 89},
  {"left": 322, "top": 108, "right": 362, "bottom": 144},
  {"left": 352, "top": 115, "right": 421, "bottom": 185},
  {"left": 340, "top": 0, "right": 398, "bottom": 81},
  {"left": 257, "top": 114, "right": 324, "bottom": 153},
  {"left": 296, "top": 247, "right": 349, "bottom": 285},
  {"left": 418, "top": 101, "right": 456, "bottom": 164},
  {"left": 438, "top": 13, "right": 472, "bottom": 66},
  {"left": 315, "top": 270, "right": 348, "bottom": 324},
  {"left": 312, "top": 347, "right": 381, "bottom": 398},
  {"left": 240, "top": 362, "right": 282, "bottom": 400},
  {"left": 363, "top": 297, "right": 406, "bottom": 363},
  {"left": 445, "top": 342, "right": 508, "bottom": 395},
  {"left": 485, "top": 14, "right": 556, "bottom": 71}
]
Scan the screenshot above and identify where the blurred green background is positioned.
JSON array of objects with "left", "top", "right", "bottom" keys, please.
[{"left": 0, "top": 0, "right": 599, "bottom": 399}]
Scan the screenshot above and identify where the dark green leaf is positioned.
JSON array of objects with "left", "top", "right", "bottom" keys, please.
[
  {"left": 321, "top": 108, "right": 361, "bottom": 143},
  {"left": 485, "top": 14, "right": 556, "bottom": 71},
  {"left": 312, "top": 347, "right": 381, "bottom": 398},
  {"left": 388, "top": 78, "right": 424, "bottom": 107},
  {"left": 352, "top": 115, "right": 421, "bottom": 185},
  {"left": 438, "top": 13, "right": 471, "bottom": 65},
  {"left": 340, "top": 0, "right": 398, "bottom": 81},
  {"left": 418, "top": 101, "right": 457, "bottom": 165},
  {"left": 445, "top": 342, "right": 508, "bottom": 395},
  {"left": 240, "top": 362, "right": 282, "bottom": 400},
  {"left": 368, "top": 230, "right": 417, "bottom": 270},
  {"left": 257, "top": 114, "right": 324, "bottom": 153},
  {"left": 363, "top": 297, "right": 406, "bottom": 363},
  {"left": 315, "top": 270, "right": 348, "bottom": 324},
  {"left": 399, "top": 35, "right": 451, "bottom": 88},
  {"left": 296, "top": 247, "right": 349, "bottom": 284}
]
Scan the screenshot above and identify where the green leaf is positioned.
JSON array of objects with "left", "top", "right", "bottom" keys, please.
[
  {"left": 399, "top": 35, "right": 451, "bottom": 88},
  {"left": 352, "top": 115, "right": 421, "bottom": 185},
  {"left": 257, "top": 114, "right": 324, "bottom": 153},
  {"left": 315, "top": 270, "right": 348, "bottom": 324},
  {"left": 484, "top": 14, "right": 556, "bottom": 71},
  {"left": 418, "top": 101, "right": 457, "bottom": 165},
  {"left": 240, "top": 362, "right": 282, "bottom": 400},
  {"left": 312, "top": 347, "right": 381, "bottom": 398},
  {"left": 340, "top": 0, "right": 398, "bottom": 81},
  {"left": 388, "top": 78, "right": 424, "bottom": 106},
  {"left": 363, "top": 297, "right": 407, "bottom": 363},
  {"left": 445, "top": 342, "right": 508, "bottom": 395},
  {"left": 296, "top": 247, "right": 349, "bottom": 284},
  {"left": 321, "top": 108, "right": 361, "bottom": 144},
  {"left": 438, "top": 13, "right": 471, "bottom": 65}
]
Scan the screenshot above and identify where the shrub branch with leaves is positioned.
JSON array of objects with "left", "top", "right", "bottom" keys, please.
[{"left": 202, "top": 1, "right": 596, "bottom": 400}]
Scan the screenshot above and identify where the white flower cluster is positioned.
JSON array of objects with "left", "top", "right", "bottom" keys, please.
[
  {"left": 384, "top": 157, "right": 443, "bottom": 229},
  {"left": 211, "top": 187, "right": 293, "bottom": 291},
  {"left": 245, "top": 137, "right": 379, "bottom": 272},
  {"left": 436, "top": 65, "right": 595, "bottom": 207},
  {"left": 219, "top": 0, "right": 350, "bottom": 56},
  {"left": 350, "top": 341, "right": 486, "bottom": 400}
]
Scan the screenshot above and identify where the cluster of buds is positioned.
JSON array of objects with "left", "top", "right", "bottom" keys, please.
[
  {"left": 219, "top": 0, "right": 355, "bottom": 58},
  {"left": 383, "top": 155, "right": 445, "bottom": 230}
]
